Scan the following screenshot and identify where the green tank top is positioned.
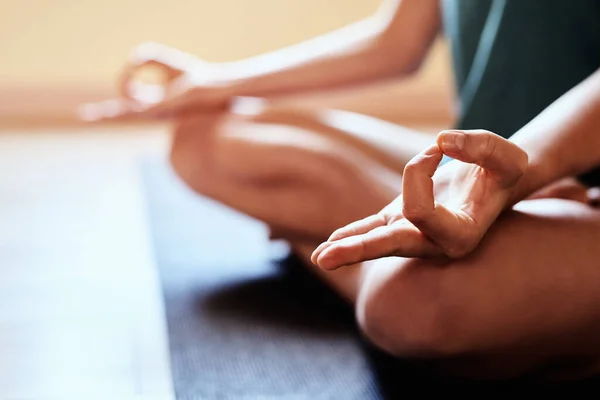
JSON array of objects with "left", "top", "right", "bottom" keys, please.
[{"left": 441, "top": 0, "right": 600, "bottom": 185}]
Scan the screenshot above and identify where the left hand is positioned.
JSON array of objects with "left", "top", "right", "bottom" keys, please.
[
  {"left": 311, "top": 129, "right": 529, "bottom": 270},
  {"left": 78, "top": 42, "right": 231, "bottom": 122}
]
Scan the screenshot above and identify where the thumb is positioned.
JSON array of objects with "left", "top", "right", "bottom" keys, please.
[{"left": 437, "top": 130, "right": 528, "bottom": 186}]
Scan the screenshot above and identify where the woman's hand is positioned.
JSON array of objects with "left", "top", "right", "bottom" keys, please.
[
  {"left": 311, "top": 130, "right": 529, "bottom": 270},
  {"left": 79, "top": 42, "right": 233, "bottom": 121}
]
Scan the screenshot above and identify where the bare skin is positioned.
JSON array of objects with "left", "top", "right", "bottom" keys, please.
[
  {"left": 167, "top": 79, "right": 600, "bottom": 380},
  {"left": 170, "top": 98, "right": 433, "bottom": 241},
  {"left": 82, "top": 0, "right": 600, "bottom": 380},
  {"left": 80, "top": 0, "right": 440, "bottom": 120},
  {"left": 309, "top": 70, "right": 600, "bottom": 379}
]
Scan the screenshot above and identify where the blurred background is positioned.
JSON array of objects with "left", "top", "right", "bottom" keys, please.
[
  {"left": 0, "top": 1, "right": 453, "bottom": 399},
  {"left": 0, "top": 0, "right": 452, "bottom": 126}
]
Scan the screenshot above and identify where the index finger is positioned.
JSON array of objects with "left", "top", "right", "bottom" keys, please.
[
  {"left": 401, "top": 144, "right": 465, "bottom": 250},
  {"left": 118, "top": 42, "right": 187, "bottom": 100},
  {"left": 437, "top": 130, "right": 528, "bottom": 186},
  {"left": 78, "top": 98, "right": 147, "bottom": 122},
  {"left": 314, "top": 222, "right": 439, "bottom": 270},
  {"left": 328, "top": 214, "right": 387, "bottom": 242}
]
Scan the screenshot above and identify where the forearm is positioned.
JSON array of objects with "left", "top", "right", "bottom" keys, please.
[
  {"left": 216, "top": 0, "right": 440, "bottom": 98},
  {"left": 511, "top": 69, "right": 600, "bottom": 202}
]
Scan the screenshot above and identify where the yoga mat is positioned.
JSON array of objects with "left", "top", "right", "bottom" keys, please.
[{"left": 141, "top": 158, "right": 599, "bottom": 399}]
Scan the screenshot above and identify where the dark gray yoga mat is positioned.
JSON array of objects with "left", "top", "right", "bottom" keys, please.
[{"left": 141, "top": 158, "right": 599, "bottom": 399}]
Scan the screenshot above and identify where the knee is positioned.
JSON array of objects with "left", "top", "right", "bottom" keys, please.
[
  {"left": 355, "top": 258, "right": 461, "bottom": 359},
  {"left": 170, "top": 115, "right": 209, "bottom": 186},
  {"left": 211, "top": 106, "right": 362, "bottom": 184},
  {"left": 169, "top": 114, "right": 232, "bottom": 193},
  {"left": 169, "top": 105, "right": 380, "bottom": 195},
  {"left": 168, "top": 109, "right": 318, "bottom": 191}
]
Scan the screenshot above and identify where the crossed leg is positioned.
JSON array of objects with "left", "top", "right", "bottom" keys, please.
[
  {"left": 293, "top": 198, "right": 600, "bottom": 379},
  {"left": 170, "top": 95, "right": 434, "bottom": 241},
  {"left": 169, "top": 91, "right": 600, "bottom": 379}
]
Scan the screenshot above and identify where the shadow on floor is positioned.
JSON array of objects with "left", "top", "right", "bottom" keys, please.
[
  {"left": 198, "top": 254, "right": 600, "bottom": 397},
  {"left": 142, "top": 159, "right": 599, "bottom": 399}
]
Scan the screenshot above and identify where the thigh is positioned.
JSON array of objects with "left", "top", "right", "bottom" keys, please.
[
  {"left": 362, "top": 199, "right": 600, "bottom": 377},
  {"left": 443, "top": 200, "right": 600, "bottom": 351},
  {"left": 293, "top": 198, "right": 600, "bottom": 377},
  {"left": 229, "top": 97, "right": 435, "bottom": 174},
  {"left": 171, "top": 84, "right": 439, "bottom": 240},
  {"left": 171, "top": 111, "right": 411, "bottom": 240}
]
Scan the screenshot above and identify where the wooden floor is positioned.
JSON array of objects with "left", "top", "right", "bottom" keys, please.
[{"left": 0, "top": 126, "right": 174, "bottom": 399}]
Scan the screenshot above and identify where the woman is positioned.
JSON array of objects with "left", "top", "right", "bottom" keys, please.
[{"left": 85, "top": 0, "right": 600, "bottom": 379}]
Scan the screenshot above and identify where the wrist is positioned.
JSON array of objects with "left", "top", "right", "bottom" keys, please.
[
  {"left": 187, "top": 60, "right": 243, "bottom": 101},
  {"left": 210, "top": 61, "right": 258, "bottom": 98},
  {"left": 509, "top": 158, "right": 554, "bottom": 205},
  {"left": 218, "top": 79, "right": 240, "bottom": 102}
]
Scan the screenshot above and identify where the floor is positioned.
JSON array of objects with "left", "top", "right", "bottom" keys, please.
[
  {"left": 0, "top": 125, "right": 174, "bottom": 400},
  {"left": 0, "top": 120, "right": 442, "bottom": 399}
]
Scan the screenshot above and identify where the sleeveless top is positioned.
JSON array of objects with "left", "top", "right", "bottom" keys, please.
[{"left": 441, "top": 0, "right": 600, "bottom": 185}]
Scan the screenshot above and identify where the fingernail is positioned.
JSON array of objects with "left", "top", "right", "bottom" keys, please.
[
  {"left": 328, "top": 232, "right": 341, "bottom": 241},
  {"left": 317, "top": 249, "right": 338, "bottom": 270},
  {"left": 440, "top": 130, "right": 465, "bottom": 152},
  {"left": 423, "top": 144, "right": 440, "bottom": 155},
  {"left": 311, "top": 242, "right": 328, "bottom": 264}
]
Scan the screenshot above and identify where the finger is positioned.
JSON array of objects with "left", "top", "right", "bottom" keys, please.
[
  {"left": 328, "top": 214, "right": 387, "bottom": 242},
  {"left": 132, "top": 42, "right": 197, "bottom": 72},
  {"left": 144, "top": 86, "right": 231, "bottom": 119},
  {"left": 402, "top": 144, "right": 466, "bottom": 250},
  {"left": 401, "top": 145, "right": 443, "bottom": 217},
  {"left": 126, "top": 80, "right": 168, "bottom": 104},
  {"left": 82, "top": 92, "right": 196, "bottom": 122},
  {"left": 118, "top": 42, "right": 185, "bottom": 99},
  {"left": 314, "top": 222, "right": 439, "bottom": 270},
  {"left": 311, "top": 214, "right": 387, "bottom": 266},
  {"left": 118, "top": 59, "right": 178, "bottom": 100},
  {"left": 112, "top": 93, "right": 194, "bottom": 120},
  {"left": 139, "top": 92, "right": 197, "bottom": 119},
  {"left": 77, "top": 98, "right": 147, "bottom": 122},
  {"left": 437, "top": 130, "right": 528, "bottom": 185},
  {"left": 311, "top": 240, "right": 336, "bottom": 266}
]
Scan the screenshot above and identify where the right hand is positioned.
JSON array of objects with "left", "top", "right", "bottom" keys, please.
[
  {"left": 79, "top": 42, "right": 233, "bottom": 122},
  {"left": 311, "top": 130, "right": 529, "bottom": 270}
]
